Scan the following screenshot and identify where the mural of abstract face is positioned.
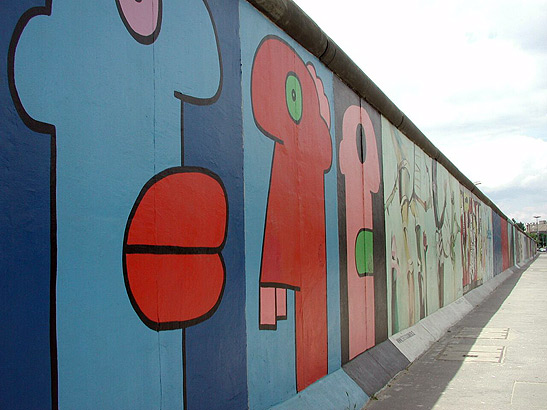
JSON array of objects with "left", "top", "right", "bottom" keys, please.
[
  {"left": 251, "top": 35, "right": 332, "bottom": 392},
  {"left": 11, "top": 1, "right": 224, "bottom": 408},
  {"left": 338, "top": 104, "right": 380, "bottom": 359}
]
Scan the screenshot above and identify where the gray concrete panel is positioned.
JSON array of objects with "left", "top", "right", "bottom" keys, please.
[
  {"left": 389, "top": 322, "right": 436, "bottom": 362},
  {"left": 367, "top": 340, "right": 410, "bottom": 379},
  {"left": 343, "top": 351, "right": 393, "bottom": 396},
  {"left": 272, "top": 369, "right": 368, "bottom": 410}
]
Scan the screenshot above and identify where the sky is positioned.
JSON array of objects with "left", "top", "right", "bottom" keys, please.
[{"left": 292, "top": 0, "right": 547, "bottom": 225}]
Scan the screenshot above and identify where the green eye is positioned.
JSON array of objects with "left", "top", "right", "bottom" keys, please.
[{"left": 285, "top": 73, "right": 303, "bottom": 123}]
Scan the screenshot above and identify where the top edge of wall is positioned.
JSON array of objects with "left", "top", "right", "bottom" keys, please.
[{"left": 245, "top": 0, "right": 526, "bottom": 233}]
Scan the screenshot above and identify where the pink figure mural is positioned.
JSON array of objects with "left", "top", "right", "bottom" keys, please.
[{"left": 339, "top": 105, "right": 380, "bottom": 359}]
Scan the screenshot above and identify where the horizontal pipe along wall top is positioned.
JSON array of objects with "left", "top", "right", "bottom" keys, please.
[{"left": 246, "top": 0, "right": 527, "bottom": 235}]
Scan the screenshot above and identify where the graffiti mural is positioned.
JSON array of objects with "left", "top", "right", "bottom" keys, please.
[
  {"left": 501, "top": 218, "right": 511, "bottom": 271},
  {"left": 383, "top": 119, "right": 464, "bottom": 335},
  {"left": 6, "top": 1, "right": 247, "bottom": 409},
  {"left": 460, "top": 187, "right": 493, "bottom": 292},
  {"left": 251, "top": 35, "right": 332, "bottom": 392},
  {"left": 0, "top": 1, "right": 538, "bottom": 409},
  {"left": 383, "top": 119, "right": 433, "bottom": 333},
  {"left": 492, "top": 211, "right": 504, "bottom": 275},
  {"left": 431, "top": 161, "right": 463, "bottom": 306},
  {"left": 242, "top": 5, "right": 342, "bottom": 406},
  {"left": 334, "top": 78, "right": 387, "bottom": 363}
]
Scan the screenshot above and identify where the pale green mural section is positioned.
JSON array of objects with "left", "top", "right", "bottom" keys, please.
[
  {"left": 383, "top": 117, "right": 463, "bottom": 337},
  {"left": 383, "top": 117, "right": 431, "bottom": 335},
  {"left": 481, "top": 197, "right": 494, "bottom": 282},
  {"left": 432, "top": 162, "right": 463, "bottom": 306},
  {"left": 460, "top": 186, "right": 494, "bottom": 291}
]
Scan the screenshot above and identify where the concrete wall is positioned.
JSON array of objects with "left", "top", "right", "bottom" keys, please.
[{"left": 0, "top": 1, "right": 536, "bottom": 409}]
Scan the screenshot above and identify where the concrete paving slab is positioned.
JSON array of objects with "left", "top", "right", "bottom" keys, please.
[
  {"left": 437, "top": 344, "right": 505, "bottom": 363},
  {"left": 271, "top": 368, "right": 368, "bottom": 410},
  {"left": 365, "top": 255, "right": 547, "bottom": 410},
  {"left": 511, "top": 382, "right": 547, "bottom": 409},
  {"left": 454, "top": 327, "right": 509, "bottom": 339}
]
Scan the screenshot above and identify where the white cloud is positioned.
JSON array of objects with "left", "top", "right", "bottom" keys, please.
[
  {"left": 294, "top": 0, "right": 547, "bottom": 222},
  {"left": 438, "top": 133, "right": 547, "bottom": 189}
]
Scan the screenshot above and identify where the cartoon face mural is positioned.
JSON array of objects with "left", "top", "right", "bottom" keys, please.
[
  {"left": 333, "top": 79, "right": 388, "bottom": 362},
  {"left": 338, "top": 104, "right": 380, "bottom": 360},
  {"left": 251, "top": 36, "right": 332, "bottom": 392},
  {"left": 9, "top": 1, "right": 241, "bottom": 408},
  {"left": 2, "top": 1, "right": 536, "bottom": 408}
]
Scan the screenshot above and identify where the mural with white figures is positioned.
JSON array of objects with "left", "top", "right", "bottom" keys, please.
[
  {"left": 383, "top": 119, "right": 463, "bottom": 336},
  {"left": 460, "top": 186, "right": 494, "bottom": 291}
]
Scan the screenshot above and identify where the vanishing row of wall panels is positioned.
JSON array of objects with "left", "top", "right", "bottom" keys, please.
[{"left": 0, "top": 1, "right": 535, "bottom": 409}]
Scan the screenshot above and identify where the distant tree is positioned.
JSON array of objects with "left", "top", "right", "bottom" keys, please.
[{"left": 512, "top": 218, "right": 526, "bottom": 232}]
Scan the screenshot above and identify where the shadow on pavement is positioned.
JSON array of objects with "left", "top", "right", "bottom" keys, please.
[{"left": 365, "top": 255, "right": 537, "bottom": 410}]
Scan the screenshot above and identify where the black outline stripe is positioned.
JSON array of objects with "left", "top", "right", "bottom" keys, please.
[
  {"left": 260, "top": 282, "right": 301, "bottom": 291},
  {"left": 125, "top": 245, "right": 224, "bottom": 255}
]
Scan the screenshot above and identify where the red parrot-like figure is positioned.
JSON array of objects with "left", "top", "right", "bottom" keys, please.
[{"left": 251, "top": 36, "right": 332, "bottom": 391}]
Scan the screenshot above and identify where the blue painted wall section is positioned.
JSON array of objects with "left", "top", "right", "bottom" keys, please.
[
  {"left": 1, "top": 2, "right": 53, "bottom": 408},
  {"left": 5, "top": 1, "right": 246, "bottom": 409},
  {"left": 0, "top": 1, "right": 536, "bottom": 409}
]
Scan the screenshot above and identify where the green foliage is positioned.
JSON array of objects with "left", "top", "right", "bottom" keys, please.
[{"left": 512, "top": 219, "right": 526, "bottom": 232}]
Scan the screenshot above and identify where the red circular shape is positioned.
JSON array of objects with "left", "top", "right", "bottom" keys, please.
[
  {"left": 125, "top": 253, "right": 224, "bottom": 325},
  {"left": 124, "top": 168, "right": 227, "bottom": 329}
]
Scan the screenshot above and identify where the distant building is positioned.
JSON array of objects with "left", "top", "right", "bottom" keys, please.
[
  {"left": 526, "top": 220, "right": 547, "bottom": 248},
  {"left": 526, "top": 220, "right": 547, "bottom": 235}
]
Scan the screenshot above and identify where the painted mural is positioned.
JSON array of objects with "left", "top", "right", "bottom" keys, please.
[
  {"left": 0, "top": 0, "right": 537, "bottom": 409},
  {"left": 492, "top": 211, "right": 504, "bottom": 275},
  {"left": 252, "top": 35, "right": 332, "bottom": 392},
  {"left": 334, "top": 78, "right": 387, "bottom": 363},
  {"left": 383, "top": 120, "right": 429, "bottom": 333},
  {"left": 242, "top": 5, "right": 341, "bottom": 405},
  {"left": 5, "top": 1, "right": 247, "bottom": 409},
  {"left": 460, "top": 186, "right": 493, "bottom": 292},
  {"left": 383, "top": 119, "right": 464, "bottom": 336},
  {"left": 431, "top": 161, "right": 463, "bottom": 306}
]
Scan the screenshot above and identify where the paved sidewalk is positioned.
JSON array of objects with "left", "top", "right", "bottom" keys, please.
[{"left": 365, "top": 254, "right": 547, "bottom": 410}]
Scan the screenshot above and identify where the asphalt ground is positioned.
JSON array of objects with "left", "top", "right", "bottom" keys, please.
[{"left": 365, "top": 254, "right": 547, "bottom": 410}]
